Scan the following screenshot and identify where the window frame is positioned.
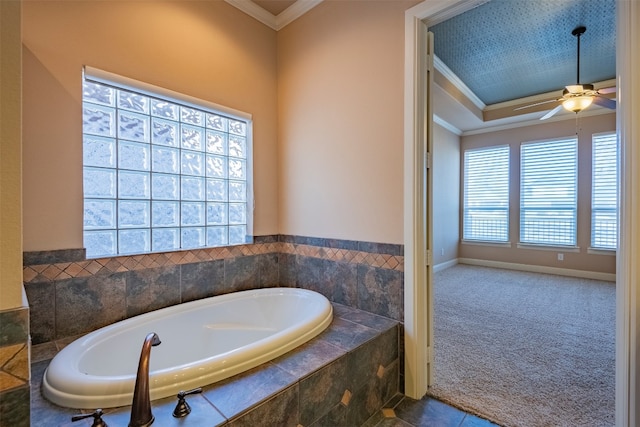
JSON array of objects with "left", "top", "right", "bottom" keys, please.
[
  {"left": 82, "top": 66, "right": 254, "bottom": 258},
  {"left": 590, "top": 132, "right": 618, "bottom": 251},
  {"left": 519, "top": 136, "right": 578, "bottom": 248},
  {"left": 462, "top": 144, "right": 510, "bottom": 243}
]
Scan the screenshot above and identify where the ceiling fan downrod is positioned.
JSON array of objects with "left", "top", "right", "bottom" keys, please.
[{"left": 572, "top": 25, "right": 586, "bottom": 84}]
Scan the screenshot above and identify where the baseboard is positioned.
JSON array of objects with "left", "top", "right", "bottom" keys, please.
[
  {"left": 458, "top": 258, "right": 616, "bottom": 282},
  {"left": 433, "top": 259, "right": 458, "bottom": 273}
]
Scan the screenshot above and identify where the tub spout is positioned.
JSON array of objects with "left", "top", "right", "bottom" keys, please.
[{"left": 129, "top": 332, "right": 161, "bottom": 427}]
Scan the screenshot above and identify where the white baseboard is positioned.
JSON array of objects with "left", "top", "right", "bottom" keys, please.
[
  {"left": 433, "top": 259, "right": 458, "bottom": 273},
  {"left": 458, "top": 258, "right": 616, "bottom": 282}
]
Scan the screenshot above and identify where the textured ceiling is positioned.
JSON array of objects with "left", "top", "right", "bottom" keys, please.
[{"left": 429, "top": 0, "right": 616, "bottom": 106}]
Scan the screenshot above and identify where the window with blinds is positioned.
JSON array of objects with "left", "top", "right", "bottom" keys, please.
[
  {"left": 591, "top": 133, "right": 618, "bottom": 250},
  {"left": 463, "top": 145, "right": 510, "bottom": 242},
  {"left": 520, "top": 137, "right": 577, "bottom": 246}
]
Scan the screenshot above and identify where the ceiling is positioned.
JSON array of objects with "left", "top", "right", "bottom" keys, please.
[
  {"left": 429, "top": 0, "right": 617, "bottom": 134},
  {"left": 429, "top": 0, "right": 616, "bottom": 106},
  {"left": 232, "top": 0, "right": 617, "bottom": 134}
]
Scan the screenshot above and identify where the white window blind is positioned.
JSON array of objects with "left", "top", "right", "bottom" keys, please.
[
  {"left": 520, "top": 137, "right": 577, "bottom": 246},
  {"left": 82, "top": 67, "right": 253, "bottom": 258},
  {"left": 591, "top": 133, "right": 618, "bottom": 249},
  {"left": 463, "top": 145, "right": 510, "bottom": 242}
]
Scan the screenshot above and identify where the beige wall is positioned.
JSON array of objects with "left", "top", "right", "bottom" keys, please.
[
  {"left": 277, "top": 0, "right": 419, "bottom": 245},
  {"left": 433, "top": 123, "right": 460, "bottom": 266},
  {"left": 460, "top": 113, "right": 617, "bottom": 274},
  {"left": 0, "top": 0, "right": 23, "bottom": 310},
  {"left": 21, "top": 0, "right": 279, "bottom": 251}
]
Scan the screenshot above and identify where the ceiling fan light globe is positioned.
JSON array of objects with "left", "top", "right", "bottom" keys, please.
[{"left": 562, "top": 95, "right": 593, "bottom": 113}]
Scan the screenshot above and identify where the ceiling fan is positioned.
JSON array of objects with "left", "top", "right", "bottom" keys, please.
[{"left": 515, "top": 26, "right": 616, "bottom": 120}]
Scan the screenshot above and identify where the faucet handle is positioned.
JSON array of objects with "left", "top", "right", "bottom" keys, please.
[
  {"left": 172, "top": 387, "right": 203, "bottom": 418},
  {"left": 71, "top": 409, "right": 108, "bottom": 427}
]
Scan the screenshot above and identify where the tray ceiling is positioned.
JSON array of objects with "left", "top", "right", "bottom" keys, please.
[
  {"left": 231, "top": 0, "right": 616, "bottom": 132},
  {"left": 429, "top": 0, "right": 616, "bottom": 106}
]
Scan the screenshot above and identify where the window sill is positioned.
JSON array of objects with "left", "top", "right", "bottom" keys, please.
[
  {"left": 587, "top": 247, "right": 616, "bottom": 256},
  {"left": 516, "top": 243, "right": 581, "bottom": 252},
  {"left": 461, "top": 240, "right": 512, "bottom": 248}
]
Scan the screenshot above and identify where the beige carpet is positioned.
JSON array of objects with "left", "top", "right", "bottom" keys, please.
[{"left": 428, "top": 264, "right": 615, "bottom": 427}]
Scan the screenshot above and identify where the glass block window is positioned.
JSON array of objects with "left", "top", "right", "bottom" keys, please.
[
  {"left": 82, "top": 68, "right": 252, "bottom": 258},
  {"left": 591, "top": 133, "right": 618, "bottom": 250},
  {"left": 520, "top": 137, "right": 577, "bottom": 246},
  {"left": 463, "top": 145, "right": 510, "bottom": 242}
]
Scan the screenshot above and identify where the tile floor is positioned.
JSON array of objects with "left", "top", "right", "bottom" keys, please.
[{"left": 368, "top": 394, "right": 500, "bottom": 427}]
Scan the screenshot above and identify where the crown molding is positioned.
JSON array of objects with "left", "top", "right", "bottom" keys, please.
[
  {"left": 433, "top": 55, "right": 485, "bottom": 110},
  {"left": 433, "top": 114, "right": 463, "bottom": 136},
  {"left": 225, "top": 0, "right": 323, "bottom": 31},
  {"left": 423, "top": 0, "right": 490, "bottom": 26},
  {"left": 225, "top": 0, "right": 277, "bottom": 29},
  {"left": 484, "top": 78, "right": 617, "bottom": 112},
  {"left": 462, "top": 104, "right": 615, "bottom": 136},
  {"left": 276, "top": 0, "right": 324, "bottom": 30}
]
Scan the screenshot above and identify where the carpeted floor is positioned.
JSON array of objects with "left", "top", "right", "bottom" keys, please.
[{"left": 428, "top": 264, "right": 616, "bottom": 427}]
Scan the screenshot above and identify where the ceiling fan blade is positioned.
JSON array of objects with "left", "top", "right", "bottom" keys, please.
[
  {"left": 593, "top": 96, "right": 616, "bottom": 109},
  {"left": 514, "top": 99, "right": 559, "bottom": 111},
  {"left": 540, "top": 105, "right": 563, "bottom": 120},
  {"left": 597, "top": 86, "right": 617, "bottom": 94}
]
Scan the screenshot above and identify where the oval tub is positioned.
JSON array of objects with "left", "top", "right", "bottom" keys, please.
[{"left": 43, "top": 287, "right": 333, "bottom": 409}]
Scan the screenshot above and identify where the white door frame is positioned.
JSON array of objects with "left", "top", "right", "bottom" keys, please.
[
  {"left": 403, "top": 1, "right": 640, "bottom": 425},
  {"left": 614, "top": 1, "right": 639, "bottom": 425}
]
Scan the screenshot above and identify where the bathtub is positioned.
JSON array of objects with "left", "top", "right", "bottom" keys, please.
[{"left": 42, "top": 287, "right": 333, "bottom": 409}]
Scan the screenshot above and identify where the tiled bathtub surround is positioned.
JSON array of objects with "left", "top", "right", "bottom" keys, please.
[
  {"left": 0, "top": 304, "right": 30, "bottom": 427},
  {"left": 23, "top": 235, "right": 404, "bottom": 345},
  {"left": 30, "top": 303, "right": 399, "bottom": 427}
]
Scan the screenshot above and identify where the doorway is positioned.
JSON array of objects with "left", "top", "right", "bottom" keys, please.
[{"left": 402, "top": 1, "right": 639, "bottom": 425}]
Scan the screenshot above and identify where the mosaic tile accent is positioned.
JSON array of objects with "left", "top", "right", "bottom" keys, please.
[
  {"left": 23, "top": 237, "right": 403, "bottom": 284},
  {"left": 0, "top": 345, "right": 29, "bottom": 386},
  {"left": 0, "top": 306, "right": 30, "bottom": 427},
  {"left": 24, "top": 235, "right": 404, "bottom": 345},
  {"left": 0, "top": 307, "right": 29, "bottom": 394}
]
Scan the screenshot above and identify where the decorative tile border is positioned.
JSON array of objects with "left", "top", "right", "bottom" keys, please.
[
  {"left": 0, "top": 305, "right": 30, "bottom": 426},
  {"left": 0, "top": 344, "right": 29, "bottom": 390},
  {"left": 24, "top": 235, "right": 405, "bottom": 344},
  {"left": 23, "top": 236, "right": 403, "bottom": 284}
]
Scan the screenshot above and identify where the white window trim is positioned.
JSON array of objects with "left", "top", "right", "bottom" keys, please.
[
  {"left": 519, "top": 135, "right": 578, "bottom": 247},
  {"left": 587, "top": 247, "right": 616, "bottom": 255},
  {"left": 461, "top": 239, "right": 512, "bottom": 248},
  {"left": 462, "top": 144, "right": 510, "bottom": 243},
  {"left": 590, "top": 131, "right": 618, "bottom": 250},
  {"left": 516, "top": 242, "right": 581, "bottom": 252},
  {"left": 84, "top": 66, "right": 252, "bottom": 122},
  {"left": 82, "top": 66, "right": 254, "bottom": 255}
]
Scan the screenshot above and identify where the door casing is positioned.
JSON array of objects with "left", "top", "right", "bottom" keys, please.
[{"left": 403, "top": 2, "right": 640, "bottom": 426}]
